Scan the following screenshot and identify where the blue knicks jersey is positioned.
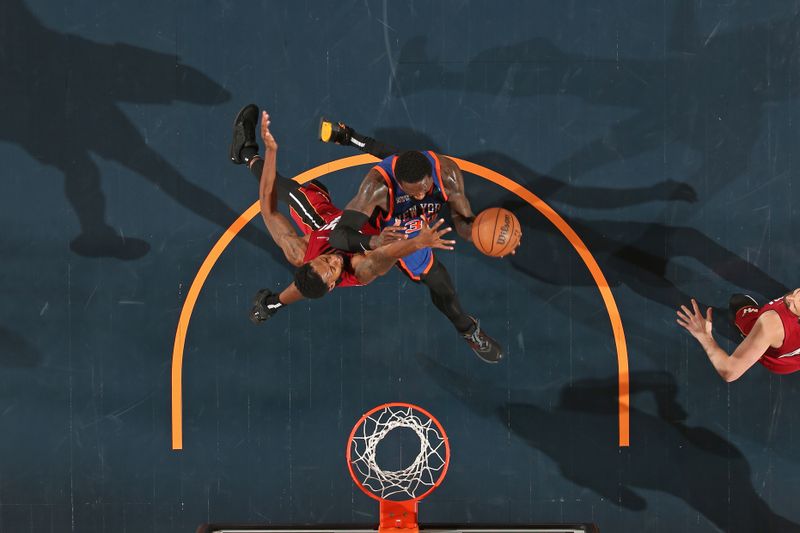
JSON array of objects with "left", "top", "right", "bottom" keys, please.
[{"left": 372, "top": 151, "right": 449, "bottom": 280}]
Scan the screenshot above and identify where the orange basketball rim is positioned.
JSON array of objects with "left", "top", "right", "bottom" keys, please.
[{"left": 347, "top": 402, "right": 450, "bottom": 533}]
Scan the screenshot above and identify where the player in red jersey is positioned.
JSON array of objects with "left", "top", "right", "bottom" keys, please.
[
  {"left": 229, "top": 105, "right": 455, "bottom": 323},
  {"left": 676, "top": 291, "right": 800, "bottom": 381}
]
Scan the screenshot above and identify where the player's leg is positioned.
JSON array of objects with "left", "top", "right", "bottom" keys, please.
[
  {"left": 244, "top": 155, "right": 304, "bottom": 207},
  {"left": 62, "top": 149, "right": 150, "bottom": 259},
  {"left": 419, "top": 257, "right": 503, "bottom": 363},
  {"left": 230, "top": 104, "right": 296, "bottom": 199},
  {"left": 319, "top": 118, "right": 398, "bottom": 159},
  {"left": 230, "top": 104, "right": 336, "bottom": 232},
  {"left": 247, "top": 155, "right": 336, "bottom": 233}
]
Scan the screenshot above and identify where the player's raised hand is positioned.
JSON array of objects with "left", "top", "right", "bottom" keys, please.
[
  {"left": 676, "top": 298, "right": 713, "bottom": 341},
  {"left": 373, "top": 222, "right": 407, "bottom": 247},
  {"left": 509, "top": 231, "right": 522, "bottom": 255},
  {"left": 416, "top": 218, "right": 456, "bottom": 251},
  {"left": 260, "top": 110, "right": 278, "bottom": 151}
]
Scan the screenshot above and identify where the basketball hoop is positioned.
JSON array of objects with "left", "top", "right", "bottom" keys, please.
[{"left": 346, "top": 402, "right": 450, "bottom": 533}]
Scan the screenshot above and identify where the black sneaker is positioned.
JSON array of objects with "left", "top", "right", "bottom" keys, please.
[
  {"left": 230, "top": 104, "right": 259, "bottom": 164},
  {"left": 249, "top": 288, "right": 283, "bottom": 324},
  {"left": 319, "top": 117, "right": 354, "bottom": 145},
  {"left": 462, "top": 316, "right": 503, "bottom": 363}
]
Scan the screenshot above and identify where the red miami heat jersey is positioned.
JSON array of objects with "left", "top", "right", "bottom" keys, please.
[
  {"left": 288, "top": 182, "right": 379, "bottom": 289},
  {"left": 747, "top": 297, "right": 800, "bottom": 374}
]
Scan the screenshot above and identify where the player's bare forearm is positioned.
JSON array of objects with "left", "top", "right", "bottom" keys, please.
[
  {"left": 258, "top": 111, "right": 280, "bottom": 218},
  {"left": 678, "top": 299, "right": 738, "bottom": 382},
  {"left": 354, "top": 219, "right": 454, "bottom": 284},
  {"left": 695, "top": 334, "right": 736, "bottom": 381},
  {"left": 257, "top": 149, "right": 289, "bottom": 240},
  {"left": 279, "top": 283, "right": 304, "bottom": 305},
  {"left": 678, "top": 300, "right": 774, "bottom": 382},
  {"left": 259, "top": 148, "right": 278, "bottom": 217},
  {"left": 376, "top": 234, "right": 427, "bottom": 261},
  {"left": 352, "top": 250, "right": 392, "bottom": 284},
  {"left": 451, "top": 211, "right": 474, "bottom": 241},
  {"left": 439, "top": 156, "right": 475, "bottom": 241},
  {"left": 256, "top": 133, "right": 305, "bottom": 266},
  {"left": 353, "top": 238, "right": 424, "bottom": 283},
  {"left": 259, "top": 191, "right": 306, "bottom": 266}
]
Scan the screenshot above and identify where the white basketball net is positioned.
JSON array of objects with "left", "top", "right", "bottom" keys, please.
[{"left": 349, "top": 405, "right": 448, "bottom": 501}]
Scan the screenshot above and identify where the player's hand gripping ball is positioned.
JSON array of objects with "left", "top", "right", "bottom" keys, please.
[{"left": 471, "top": 207, "right": 522, "bottom": 257}]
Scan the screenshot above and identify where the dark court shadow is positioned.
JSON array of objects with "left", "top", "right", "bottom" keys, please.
[
  {"left": 368, "top": 127, "right": 787, "bottom": 341},
  {"left": 373, "top": 127, "right": 698, "bottom": 209},
  {"left": 0, "top": 325, "right": 41, "bottom": 368},
  {"left": 503, "top": 201, "right": 788, "bottom": 341},
  {"left": 392, "top": 1, "right": 800, "bottom": 191},
  {"left": 418, "top": 355, "right": 800, "bottom": 533},
  {"left": 0, "top": 0, "right": 281, "bottom": 261}
]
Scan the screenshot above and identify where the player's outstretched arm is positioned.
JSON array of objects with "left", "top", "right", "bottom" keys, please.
[
  {"left": 438, "top": 155, "right": 476, "bottom": 242},
  {"left": 676, "top": 298, "right": 779, "bottom": 382},
  {"left": 353, "top": 219, "right": 455, "bottom": 284},
  {"left": 257, "top": 111, "right": 307, "bottom": 267}
]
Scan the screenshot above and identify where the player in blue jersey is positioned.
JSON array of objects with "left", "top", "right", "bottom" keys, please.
[{"left": 320, "top": 120, "right": 516, "bottom": 363}]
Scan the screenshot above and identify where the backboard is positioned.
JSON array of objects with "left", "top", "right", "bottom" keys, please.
[{"left": 196, "top": 526, "right": 600, "bottom": 533}]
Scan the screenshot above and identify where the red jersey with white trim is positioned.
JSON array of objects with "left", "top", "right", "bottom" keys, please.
[
  {"left": 289, "top": 182, "right": 380, "bottom": 289},
  {"left": 756, "top": 297, "right": 800, "bottom": 374}
]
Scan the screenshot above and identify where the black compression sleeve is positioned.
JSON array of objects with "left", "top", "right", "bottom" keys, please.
[{"left": 329, "top": 210, "right": 373, "bottom": 252}]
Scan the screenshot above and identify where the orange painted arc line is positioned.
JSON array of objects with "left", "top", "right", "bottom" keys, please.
[
  {"left": 453, "top": 159, "right": 630, "bottom": 447},
  {"left": 171, "top": 153, "right": 629, "bottom": 450},
  {"left": 170, "top": 201, "right": 260, "bottom": 450}
]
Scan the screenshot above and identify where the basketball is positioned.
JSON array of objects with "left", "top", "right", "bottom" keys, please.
[{"left": 471, "top": 207, "right": 522, "bottom": 257}]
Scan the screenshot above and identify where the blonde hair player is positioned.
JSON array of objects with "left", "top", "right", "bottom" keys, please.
[{"left": 677, "top": 291, "right": 800, "bottom": 382}]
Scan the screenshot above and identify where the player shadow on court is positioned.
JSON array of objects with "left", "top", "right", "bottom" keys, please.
[
  {"left": 502, "top": 201, "right": 788, "bottom": 342},
  {"left": 392, "top": 1, "right": 800, "bottom": 192},
  {"left": 367, "top": 127, "right": 786, "bottom": 341},
  {"left": 502, "top": 198, "right": 788, "bottom": 342},
  {"left": 0, "top": 0, "right": 281, "bottom": 261},
  {"left": 372, "top": 127, "right": 698, "bottom": 208},
  {"left": 418, "top": 356, "right": 800, "bottom": 533},
  {"left": 0, "top": 325, "right": 41, "bottom": 368}
]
